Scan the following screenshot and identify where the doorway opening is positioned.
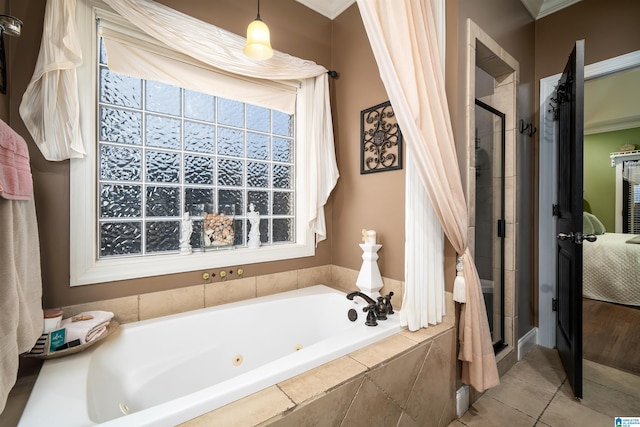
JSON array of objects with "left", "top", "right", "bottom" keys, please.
[
  {"left": 465, "top": 19, "right": 518, "bottom": 366},
  {"left": 537, "top": 50, "right": 640, "bottom": 349}
]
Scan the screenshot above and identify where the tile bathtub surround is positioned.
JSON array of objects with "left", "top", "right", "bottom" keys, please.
[
  {"left": 205, "top": 276, "right": 257, "bottom": 306},
  {"left": 58, "top": 264, "right": 404, "bottom": 325},
  {"left": 59, "top": 294, "right": 139, "bottom": 324},
  {"left": 330, "top": 264, "right": 405, "bottom": 309},
  {"left": 9, "top": 269, "right": 454, "bottom": 426},
  {"left": 182, "top": 326, "right": 457, "bottom": 427},
  {"left": 139, "top": 285, "right": 205, "bottom": 320}
]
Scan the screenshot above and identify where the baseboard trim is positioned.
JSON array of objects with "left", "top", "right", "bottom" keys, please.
[
  {"left": 518, "top": 327, "right": 538, "bottom": 360},
  {"left": 456, "top": 385, "right": 469, "bottom": 418}
]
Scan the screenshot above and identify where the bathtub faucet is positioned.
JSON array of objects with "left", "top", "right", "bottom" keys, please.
[{"left": 346, "top": 291, "right": 391, "bottom": 325}]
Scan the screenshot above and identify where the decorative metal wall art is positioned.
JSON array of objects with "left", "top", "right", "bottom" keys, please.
[{"left": 360, "top": 101, "right": 403, "bottom": 174}]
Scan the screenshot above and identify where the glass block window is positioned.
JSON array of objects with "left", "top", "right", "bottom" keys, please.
[{"left": 97, "top": 38, "right": 295, "bottom": 258}]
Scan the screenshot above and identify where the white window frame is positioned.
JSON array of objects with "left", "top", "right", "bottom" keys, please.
[
  {"left": 70, "top": 0, "right": 314, "bottom": 286},
  {"left": 610, "top": 150, "right": 640, "bottom": 233}
]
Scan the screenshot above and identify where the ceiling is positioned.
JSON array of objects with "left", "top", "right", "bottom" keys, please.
[
  {"left": 294, "top": 0, "right": 639, "bottom": 135},
  {"left": 295, "top": 0, "right": 582, "bottom": 20},
  {"left": 584, "top": 67, "right": 640, "bottom": 135}
]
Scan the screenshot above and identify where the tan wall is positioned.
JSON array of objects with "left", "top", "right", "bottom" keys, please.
[
  {"left": 8, "top": 0, "right": 334, "bottom": 308},
  {"left": 331, "top": 4, "right": 405, "bottom": 280},
  {"left": 0, "top": 0, "right": 9, "bottom": 121},
  {"left": 534, "top": 0, "right": 640, "bottom": 81}
]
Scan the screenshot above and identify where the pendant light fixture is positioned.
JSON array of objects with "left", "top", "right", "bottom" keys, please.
[{"left": 243, "top": 0, "right": 273, "bottom": 60}]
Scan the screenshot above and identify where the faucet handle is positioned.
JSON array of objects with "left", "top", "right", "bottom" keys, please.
[
  {"left": 363, "top": 304, "right": 378, "bottom": 326},
  {"left": 376, "top": 296, "right": 388, "bottom": 320},
  {"left": 383, "top": 292, "right": 394, "bottom": 315}
]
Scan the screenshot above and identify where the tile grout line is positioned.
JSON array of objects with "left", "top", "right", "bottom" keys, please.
[
  {"left": 338, "top": 377, "right": 366, "bottom": 427},
  {"left": 535, "top": 377, "right": 566, "bottom": 425}
]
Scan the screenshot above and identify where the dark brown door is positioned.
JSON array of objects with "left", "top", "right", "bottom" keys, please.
[{"left": 555, "top": 40, "right": 585, "bottom": 399}]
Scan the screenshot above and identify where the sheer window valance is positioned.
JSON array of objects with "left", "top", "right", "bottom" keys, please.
[{"left": 98, "top": 11, "right": 298, "bottom": 114}]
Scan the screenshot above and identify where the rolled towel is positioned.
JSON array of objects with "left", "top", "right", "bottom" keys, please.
[{"left": 60, "top": 310, "right": 114, "bottom": 345}]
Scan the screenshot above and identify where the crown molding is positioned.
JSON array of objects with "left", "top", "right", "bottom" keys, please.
[{"left": 295, "top": 0, "right": 355, "bottom": 20}]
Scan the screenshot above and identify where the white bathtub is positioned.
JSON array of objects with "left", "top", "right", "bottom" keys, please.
[{"left": 19, "top": 285, "right": 402, "bottom": 426}]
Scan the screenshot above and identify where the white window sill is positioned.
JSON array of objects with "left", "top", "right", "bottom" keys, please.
[{"left": 70, "top": 240, "right": 314, "bottom": 286}]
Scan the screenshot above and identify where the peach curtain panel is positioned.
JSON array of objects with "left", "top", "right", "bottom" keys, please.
[{"left": 356, "top": 0, "right": 499, "bottom": 391}]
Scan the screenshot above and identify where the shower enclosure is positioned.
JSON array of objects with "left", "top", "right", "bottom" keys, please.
[{"left": 474, "top": 99, "right": 506, "bottom": 351}]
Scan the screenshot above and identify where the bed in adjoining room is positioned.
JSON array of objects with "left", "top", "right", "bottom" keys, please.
[{"left": 583, "top": 231, "right": 640, "bottom": 307}]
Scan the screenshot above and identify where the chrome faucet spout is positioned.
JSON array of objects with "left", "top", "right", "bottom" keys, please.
[{"left": 346, "top": 291, "right": 376, "bottom": 305}]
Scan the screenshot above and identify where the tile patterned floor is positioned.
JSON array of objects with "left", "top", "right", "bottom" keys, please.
[{"left": 449, "top": 346, "right": 640, "bottom": 427}]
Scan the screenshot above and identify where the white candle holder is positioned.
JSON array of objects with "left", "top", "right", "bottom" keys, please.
[{"left": 356, "top": 243, "right": 383, "bottom": 299}]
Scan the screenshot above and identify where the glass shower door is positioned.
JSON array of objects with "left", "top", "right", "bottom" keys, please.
[{"left": 474, "top": 99, "right": 506, "bottom": 351}]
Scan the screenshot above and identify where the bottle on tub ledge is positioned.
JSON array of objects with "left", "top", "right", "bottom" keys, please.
[{"left": 27, "top": 308, "right": 65, "bottom": 355}]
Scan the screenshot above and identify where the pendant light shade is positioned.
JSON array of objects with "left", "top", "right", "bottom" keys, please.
[{"left": 243, "top": 0, "right": 273, "bottom": 60}]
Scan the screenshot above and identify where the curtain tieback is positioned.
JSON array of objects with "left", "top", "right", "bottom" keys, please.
[{"left": 453, "top": 255, "right": 466, "bottom": 303}]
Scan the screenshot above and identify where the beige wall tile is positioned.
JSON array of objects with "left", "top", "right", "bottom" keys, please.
[
  {"left": 397, "top": 412, "right": 421, "bottom": 427},
  {"left": 342, "top": 378, "right": 403, "bottom": 426},
  {"left": 504, "top": 269, "right": 515, "bottom": 318},
  {"left": 445, "top": 292, "right": 455, "bottom": 325},
  {"left": 350, "top": 334, "right": 418, "bottom": 368},
  {"left": 504, "top": 223, "right": 515, "bottom": 271},
  {"left": 504, "top": 315, "right": 514, "bottom": 347},
  {"left": 331, "top": 265, "right": 359, "bottom": 292},
  {"left": 278, "top": 356, "right": 366, "bottom": 404},
  {"left": 505, "top": 176, "right": 515, "bottom": 224},
  {"left": 205, "top": 277, "right": 256, "bottom": 307},
  {"left": 180, "top": 386, "right": 293, "bottom": 427},
  {"left": 266, "top": 378, "right": 361, "bottom": 427},
  {"left": 256, "top": 270, "right": 297, "bottom": 297},
  {"left": 61, "top": 295, "right": 139, "bottom": 324},
  {"left": 404, "top": 329, "right": 455, "bottom": 426},
  {"left": 401, "top": 323, "right": 455, "bottom": 344},
  {"left": 496, "top": 347, "right": 517, "bottom": 377},
  {"left": 297, "top": 265, "right": 332, "bottom": 288},
  {"left": 139, "top": 285, "right": 204, "bottom": 320},
  {"left": 505, "top": 129, "right": 516, "bottom": 178},
  {"left": 381, "top": 277, "right": 403, "bottom": 310},
  {"left": 366, "top": 342, "right": 430, "bottom": 408}
]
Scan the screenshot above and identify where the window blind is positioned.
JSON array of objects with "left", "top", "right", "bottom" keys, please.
[{"left": 623, "top": 160, "right": 640, "bottom": 233}]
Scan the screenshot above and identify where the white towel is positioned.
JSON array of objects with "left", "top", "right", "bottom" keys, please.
[
  {"left": 0, "top": 197, "right": 43, "bottom": 413},
  {"left": 60, "top": 311, "right": 114, "bottom": 345}
]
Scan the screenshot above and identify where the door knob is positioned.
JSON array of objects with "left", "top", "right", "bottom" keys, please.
[
  {"left": 557, "top": 232, "right": 597, "bottom": 243},
  {"left": 557, "top": 232, "right": 573, "bottom": 241}
]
